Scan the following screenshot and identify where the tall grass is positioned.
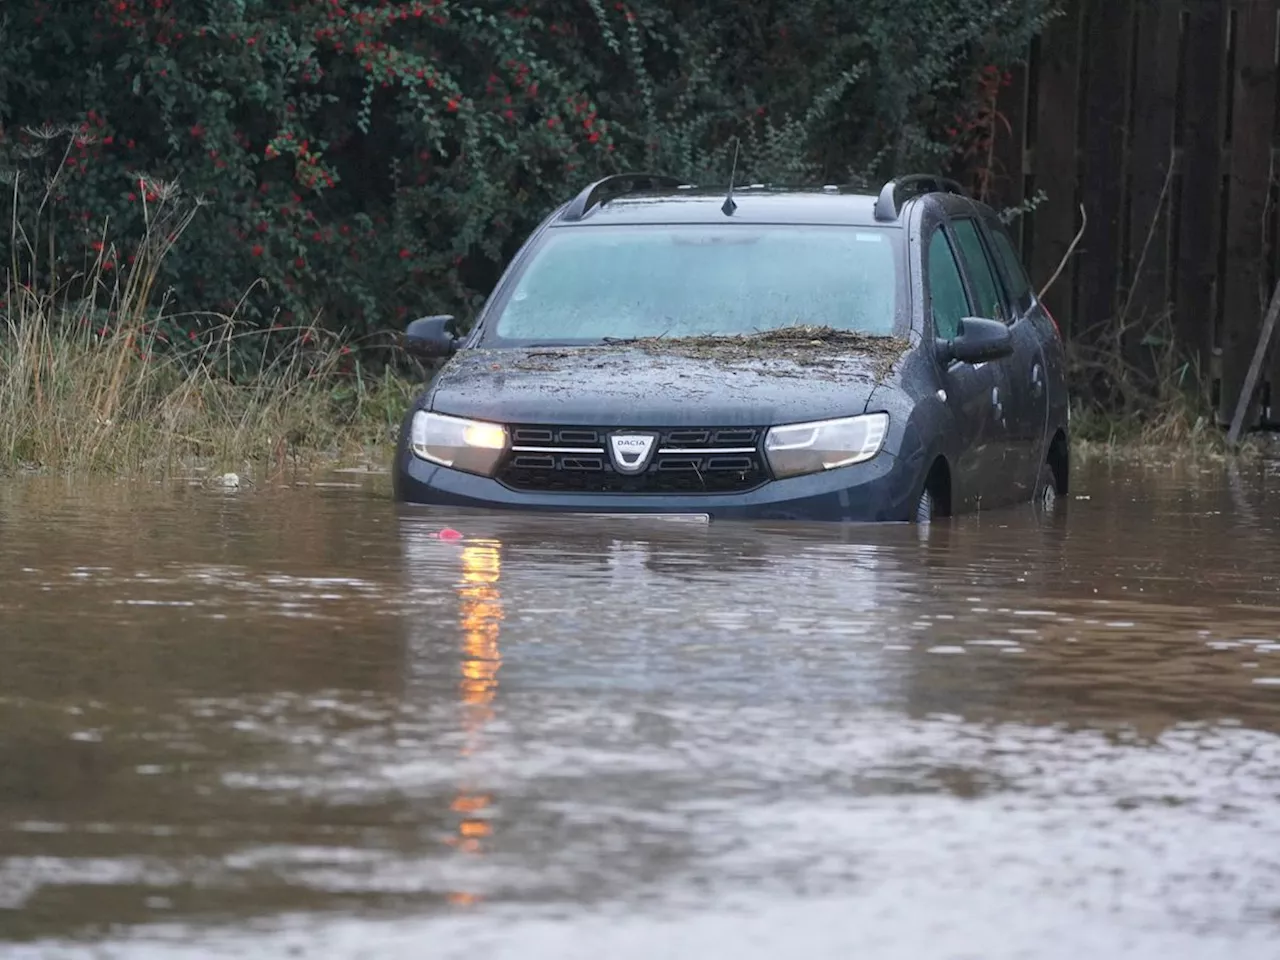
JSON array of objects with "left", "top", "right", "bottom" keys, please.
[
  {"left": 1, "top": 180, "right": 414, "bottom": 476},
  {"left": 1065, "top": 310, "right": 1262, "bottom": 459}
]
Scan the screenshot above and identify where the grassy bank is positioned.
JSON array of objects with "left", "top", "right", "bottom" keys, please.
[
  {"left": 2, "top": 193, "right": 423, "bottom": 478},
  {"left": 1061, "top": 311, "right": 1270, "bottom": 461},
  {"left": 1065, "top": 374, "right": 1272, "bottom": 462},
  {"left": 0, "top": 302, "right": 416, "bottom": 476},
  {"left": 2, "top": 274, "right": 417, "bottom": 478},
  {"left": 1067, "top": 401, "right": 1259, "bottom": 462},
  {"left": 0, "top": 312, "right": 415, "bottom": 477}
]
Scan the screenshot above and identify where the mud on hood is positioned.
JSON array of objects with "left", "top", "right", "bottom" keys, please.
[{"left": 425, "top": 328, "right": 909, "bottom": 427}]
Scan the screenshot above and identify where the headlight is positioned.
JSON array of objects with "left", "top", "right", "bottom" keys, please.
[
  {"left": 764, "top": 413, "right": 888, "bottom": 478},
  {"left": 410, "top": 410, "right": 508, "bottom": 476}
]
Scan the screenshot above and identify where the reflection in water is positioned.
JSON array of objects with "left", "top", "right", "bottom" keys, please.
[
  {"left": 458, "top": 542, "right": 504, "bottom": 727},
  {"left": 448, "top": 541, "right": 504, "bottom": 898}
]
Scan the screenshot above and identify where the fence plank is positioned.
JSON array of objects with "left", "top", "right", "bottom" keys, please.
[
  {"left": 1123, "top": 0, "right": 1181, "bottom": 370},
  {"left": 1268, "top": 41, "right": 1280, "bottom": 423},
  {"left": 1028, "top": 0, "right": 1084, "bottom": 334},
  {"left": 1176, "top": 0, "right": 1229, "bottom": 380},
  {"left": 1218, "top": 0, "right": 1279, "bottom": 424},
  {"left": 1076, "top": 0, "right": 1135, "bottom": 350}
]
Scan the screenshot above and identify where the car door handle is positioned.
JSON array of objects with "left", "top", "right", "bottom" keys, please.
[
  {"left": 991, "top": 386, "right": 1003, "bottom": 419},
  {"left": 1031, "top": 363, "right": 1044, "bottom": 398}
]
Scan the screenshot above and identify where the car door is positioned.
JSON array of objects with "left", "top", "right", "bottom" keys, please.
[
  {"left": 979, "top": 211, "right": 1054, "bottom": 480},
  {"left": 924, "top": 221, "right": 1011, "bottom": 513},
  {"left": 946, "top": 213, "right": 1035, "bottom": 503}
]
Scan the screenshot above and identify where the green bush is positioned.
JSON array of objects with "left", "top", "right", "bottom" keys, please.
[{"left": 0, "top": 0, "right": 1053, "bottom": 358}]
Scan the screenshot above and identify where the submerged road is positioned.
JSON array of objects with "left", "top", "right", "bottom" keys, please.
[{"left": 1, "top": 457, "right": 1279, "bottom": 957}]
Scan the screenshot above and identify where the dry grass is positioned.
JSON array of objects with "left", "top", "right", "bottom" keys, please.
[
  {"left": 1, "top": 183, "right": 414, "bottom": 477},
  {"left": 1062, "top": 308, "right": 1266, "bottom": 461}
]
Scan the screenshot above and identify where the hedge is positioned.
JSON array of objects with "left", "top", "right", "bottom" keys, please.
[{"left": 0, "top": 0, "right": 1054, "bottom": 360}]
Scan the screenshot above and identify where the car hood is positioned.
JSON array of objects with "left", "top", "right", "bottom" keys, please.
[{"left": 426, "top": 341, "right": 906, "bottom": 427}]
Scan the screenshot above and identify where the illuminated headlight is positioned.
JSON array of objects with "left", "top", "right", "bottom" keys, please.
[
  {"left": 410, "top": 410, "right": 508, "bottom": 476},
  {"left": 764, "top": 413, "right": 888, "bottom": 478}
]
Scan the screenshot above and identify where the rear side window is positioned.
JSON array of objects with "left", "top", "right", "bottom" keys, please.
[
  {"left": 927, "top": 229, "right": 971, "bottom": 340},
  {"left": 950, "top": 219, "right": 1005, "bottom": 323},
  {"left": 989, "top": 227, "right": 1033, "bottom": 304}
]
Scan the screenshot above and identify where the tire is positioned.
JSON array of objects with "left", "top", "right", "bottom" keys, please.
[
  {"left": 1033, "top": 462, "right": 1058, "bottom": 514},
  {"left": 915, "top": 487, "right": 934, "bottom": 524}
]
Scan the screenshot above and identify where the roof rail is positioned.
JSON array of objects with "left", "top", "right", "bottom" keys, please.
[
  {"left": 559, "top": 173, "right": 686, "bottom": 222},
  {"left": 872, "top": 175, "right": 968, "bottom": 222}
]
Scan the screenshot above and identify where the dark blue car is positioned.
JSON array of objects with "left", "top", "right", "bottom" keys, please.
[{"left": 393, "top": 173, "right": 1070, "bottom": 523}]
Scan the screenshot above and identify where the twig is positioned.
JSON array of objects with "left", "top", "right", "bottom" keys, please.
[
  {"left": 1118, "top": 152, "right": 1175, "bottom": 329},
  {"left": 1038, "top": 203, "right": 1087, "bottom": 301}
]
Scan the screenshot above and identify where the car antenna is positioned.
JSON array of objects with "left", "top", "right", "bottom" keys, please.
[{"left": 721, "top": 137, "right": 740, "bottom": 216}]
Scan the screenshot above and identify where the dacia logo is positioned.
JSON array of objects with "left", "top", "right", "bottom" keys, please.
[{"left": 608, "top": 433, "right": 658, "bottom": 474}]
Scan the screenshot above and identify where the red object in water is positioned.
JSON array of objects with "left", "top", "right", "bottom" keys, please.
[{"left": 437, "top": 527, "right": 463, "bottom": 541}]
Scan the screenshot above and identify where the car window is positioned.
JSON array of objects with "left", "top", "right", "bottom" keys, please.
[
  {"left": 927, "top": 228, "right": 970, "bottom": 341},
  {"left": 487, "top": 224, "right": 905, "bottom": 342},
  {"left": 950, "top": 218, "right": 1005, "bottom": 323},
  {"left": 989, "top": 226, "right": 1034, "bottom": 305}
]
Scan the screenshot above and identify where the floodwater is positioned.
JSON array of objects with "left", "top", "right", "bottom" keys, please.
[{"left": 2, "top": 458, "right": 1280, "bottom": 959}]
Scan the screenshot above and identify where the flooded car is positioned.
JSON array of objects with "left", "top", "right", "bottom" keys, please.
[{"left": 393, "top": 173, "right": 1070, "bottom": 522}]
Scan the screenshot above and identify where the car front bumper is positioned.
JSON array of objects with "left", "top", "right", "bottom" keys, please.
[{"left": 393, "top": 443, "right": 920, "bottom": 523}]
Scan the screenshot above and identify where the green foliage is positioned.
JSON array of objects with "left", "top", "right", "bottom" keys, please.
[{"left": 0, "top": 0, "right": 1051, "bottom": 353}]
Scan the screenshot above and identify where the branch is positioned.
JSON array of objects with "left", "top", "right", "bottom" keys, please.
[{"left": 1038, "top": 203, "right": 1087, "bottom": 302}]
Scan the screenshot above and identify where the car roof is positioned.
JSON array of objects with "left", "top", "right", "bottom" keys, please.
[
  {"left": 552, "top": 186, "right": 900, "bottom": 227},
  {"left": 548, "top": 175, "right": 976, "bottom": 229}
]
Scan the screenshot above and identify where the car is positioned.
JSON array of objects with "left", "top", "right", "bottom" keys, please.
[{"left": 392, "top": 172, "right": 1070, "bottom": 523}]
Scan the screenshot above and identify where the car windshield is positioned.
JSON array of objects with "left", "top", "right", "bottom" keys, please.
[{"left": 484, "top": 224, "right": 904, "bottom": 343}]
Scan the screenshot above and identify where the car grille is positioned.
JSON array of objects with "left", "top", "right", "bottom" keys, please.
[{"left": 497, "top": 425, "right": 771, "bottom": 494}]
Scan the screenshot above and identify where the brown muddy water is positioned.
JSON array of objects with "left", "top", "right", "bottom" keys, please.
[{"left": 2, "top": 458, "right": 1280, "bottom": 958}]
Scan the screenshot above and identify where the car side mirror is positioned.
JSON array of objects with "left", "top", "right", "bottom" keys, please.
[
  {"left": 404, "top": 315, "right": 458, "bottom": 358},
  {"left": 936, "top": 317, "right": 1013, "bottom": 366}
]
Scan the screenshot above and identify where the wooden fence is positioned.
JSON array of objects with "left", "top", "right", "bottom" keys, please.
[{"left": 974, "top": 0, "right": 1280, "bottom": 425}]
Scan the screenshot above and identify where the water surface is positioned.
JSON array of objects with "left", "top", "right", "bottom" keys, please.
[{"left": 2, "top": 458, "right": 1280, "bottom": 957}]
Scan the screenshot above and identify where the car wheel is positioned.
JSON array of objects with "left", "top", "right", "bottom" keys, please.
[
  {"left": 1033, "top": 462, "right": 1058, "bottom": 513},
  {"left": 915, "top": 488, "right": 934, "bottom": 524}
]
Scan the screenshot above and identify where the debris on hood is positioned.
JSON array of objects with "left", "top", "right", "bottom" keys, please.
[
  {"left": 629, "top": 325, "right": 911, "bottom": 378},
  {"left": 456, "top": 325, "right": 911, "bottom": 382}
]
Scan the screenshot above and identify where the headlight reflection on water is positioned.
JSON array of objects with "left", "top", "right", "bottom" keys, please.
[
  {"left": 444, "top": 540, "right": 505, "bottom": 898},
  {"left": 458, "top": 541, "right": 504, "bottom": 724}
]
